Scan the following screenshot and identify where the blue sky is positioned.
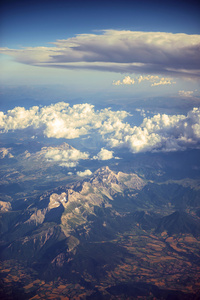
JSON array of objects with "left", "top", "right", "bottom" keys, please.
[
  {"left": 1, "top": 0, "right": 200, "bottom": 48},
  {"left": 0, "top": 0, "right": 200, "bottom": 109},
  {"left": 0, "top": 0, "right": 200, "bottom": 165}
]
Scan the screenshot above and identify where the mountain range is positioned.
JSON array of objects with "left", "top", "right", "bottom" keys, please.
[{"left": 0, "top": 166, "right": 200, "bottom": 299}]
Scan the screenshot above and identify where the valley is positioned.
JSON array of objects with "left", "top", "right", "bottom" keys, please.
[{"left": 0, "top": 164, "right": 200, "bottom": 299}]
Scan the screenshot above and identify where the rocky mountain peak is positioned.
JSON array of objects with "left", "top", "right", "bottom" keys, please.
[
  {"left": 90, "top": 166, "right": 145, "bottom": 192},
  {"left": 91, "top": 166, "right": 118, "bottom": 185},
  {"left": 93, "top": 166, "right": 114, "bottom": 176},
  {"left": 41, "top": 142, "right": 74, "bottom": 153}
]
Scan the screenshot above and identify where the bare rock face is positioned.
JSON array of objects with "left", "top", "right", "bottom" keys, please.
[
  {"left": 51, "top": 252, "right": 66, "bottom": 268},
  {"left": 44, "top": 166, "right": 146, "bottom": 237},
  {"left": 0, "top": 160, "right": 199, "bottom": 300},
  {"left": 117, "top": 171, "right": 145, "bottom": 190},
  {"left": 48, "top": 192, "right": 67, "bottom": 209},
  {"left": 0, "top": 200, "right": 12, "bottom": 212},
  {"left": 0, "top": 147, "right": 14, "bottom": 159},
  {"left": 24, "top": 166, "right": 146, "bottom": 239},
  {"left": 91, "top": 166, "right": 119, "bottom": 186},
  {"left": 28, "top": 209, "right": 46, "bottom": 224},
  {"left": 90, "top": 166, "right": 146, "bottom": 196},
  {"left": 55, "top": 166, "right": 145, "bottom": 212}
]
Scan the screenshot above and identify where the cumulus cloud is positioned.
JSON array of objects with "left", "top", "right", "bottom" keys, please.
[
  {"left": 103, "top": 107, "right": 200, "bottom": 153},
  {"left": 112, "top": 80, "right": 122, "bottom": 86},
  {"left": 1, "top": 102, "right": 200, "bottom": 154},
  {"left": 45, "top": 148, "right": 89, "bottom": 168},
  {"left": 179, "top": 90, "right": 194, "bottom": 97},
  {"left": 0, "top": 102, "right": 129, "bottom": 139},
  {"left": 1, "top": 30, "right": 200, "bottom": 77},
  {"left": 151, "top": 78, "right": 175, "bottom": 86},
  {"left": 0, "top": 106, "right": 39, "bottom": 132},
  {"left": 137, "top": 75, "right": 159, "bottom": 84},
  {"left": 113, "top": 75, "right": 175, "bottom": 86},
  {"left": 113, "top": 76, "right": 135, "bottom": 85},
  {"left": 77, "top": 169, "right": 92, "bottom": 177},
  {"left": 93, "top": 148, "right": 114, "bottom": 160},
  {"left": 135, "top": 108, "right": 147, "bottom": 117}
]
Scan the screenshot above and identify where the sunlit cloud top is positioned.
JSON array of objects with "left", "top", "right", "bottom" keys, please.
[
  {"left": 113, "top": 75, "right": 176, "bottom": 86},
  {"left": 1, "top": 102, "right": 200, "bottom": 154}
]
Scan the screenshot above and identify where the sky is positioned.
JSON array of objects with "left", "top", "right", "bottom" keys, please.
[
  {"left": 0, "top": 0, "right": 199, "bottom": 95},
  {"left": 0, "top": 0, "right": 200, "bottom": 171}
]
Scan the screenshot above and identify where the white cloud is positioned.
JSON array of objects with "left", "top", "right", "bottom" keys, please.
[
  {"left": 179, "top": 90, "right": 194, "bottom": 97},
  {"left": 77, "top": 169, "right": 92, "bottom": 177},
  {"left": 103, "top": 108, "right": 200, "bottom": 153},
  {"left": 1, "top": 102, "right": 200, "bottom": 154},
  {"left": 0, "top": 106, "right": 39, "bottom": 132},
  {"left": 135, "top": 108, "right": 146, "bottom": 117},
  {"left": 1, "top": 30, "right": 200, "bottom": 77},
  {"left": 151, "top": 78, "right": 175, "bottom": 86},
  {"left": 0, "top": 102, "right": 129, "bottom": 140},
  {"left": 138, "top": 75, "right": 159, "bottom": 84},
  {"left": 113, "top": 75, "right": 175, "bottom": 87},
  {"left": 123, "top": 76, "right": 134, "bottom": 85},
  {"left": 113, "top": 76, "right": 135, "bottom": 85},
  {"left": 112, "top": 80, "right": 122, "bottom": 86},
  {"left": 45, "top": 148, "right": 89, "bottom": 168},
  {"left": 93, "top": 148, "right": 114, "bottom": 160}
]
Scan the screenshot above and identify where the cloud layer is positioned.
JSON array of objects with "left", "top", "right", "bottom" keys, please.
[
  {"left": 103, "top": 108, "right": 200, "bottom": 153},
  {"left": 113, "top": 75, "right": 175, "bottom": 86},
  {"left": 0, "top": 102, "right": 129, "bottom": 139},
  {"left": 0, "top": 102, "right": 200, "bottom": 154},
  {"left": 1, "top": 30, "right": 200, "bottom": 77}
]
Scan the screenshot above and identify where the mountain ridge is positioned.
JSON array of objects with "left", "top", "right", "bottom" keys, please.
[{"left": 0, "top": 165, "right": 200, "bottom": 299}]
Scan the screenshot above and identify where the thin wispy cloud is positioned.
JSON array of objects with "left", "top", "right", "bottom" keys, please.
[{"left": 1, "top": 30, "right": 200, "bottom": 77}]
